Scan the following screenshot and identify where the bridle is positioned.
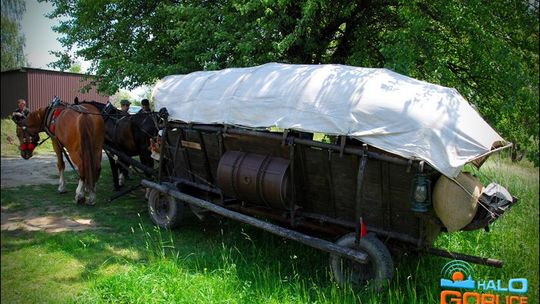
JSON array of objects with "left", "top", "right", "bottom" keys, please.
[
  {"left": 101, "top": 102, "right": 165, "bottom": 139},
  {"left": 17, "top": 104, "right": 60, "bottom": 157},
  {"left": 17, "top": 121, "right": 41, "bottom": 158}
]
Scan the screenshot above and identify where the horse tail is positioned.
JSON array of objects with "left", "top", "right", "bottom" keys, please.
[{"left": 79, "top": 110, "right": 104, "bottom": 191}]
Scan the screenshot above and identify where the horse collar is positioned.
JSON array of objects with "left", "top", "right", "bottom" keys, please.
[{"left": 45, "top": 106, "right": 65, "bottom": 136}]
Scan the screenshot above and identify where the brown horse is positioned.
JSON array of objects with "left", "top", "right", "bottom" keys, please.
[{"left": 16, "top": 103, "right": 105, "bottom": 205}]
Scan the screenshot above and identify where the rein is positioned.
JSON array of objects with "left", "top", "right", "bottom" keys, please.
[
  {"left": 100, "top": 103, "right": 162, "bottom": 139},
  {"left": 37, "top": 135, "right": 50, "bottom": 146}
]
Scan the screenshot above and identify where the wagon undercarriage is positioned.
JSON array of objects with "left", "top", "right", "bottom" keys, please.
[{"left": 138, "top": 120, "right": 513, "bottom": 288}]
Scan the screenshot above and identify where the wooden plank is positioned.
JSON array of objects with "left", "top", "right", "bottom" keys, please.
[
  {"left": 331, "top": 154, "right": 357, "bottom": 219},
  {"left": 380, "top": 161, "right": 391, "bottom": 230},
  {"left": 360, "top": 160, "right": 384, "bottom": 227},
  {"left": 197, "top": 131, "right": 214, "bottom": 183},
  {"left": 302, "top": 147, "right": 332, "bottom": 215},
  {"left": 324, "top": 150, "right": 337, "bottom": 217},
  {"left": 181, "top": 140, "right": 201, "bottom": 150}
]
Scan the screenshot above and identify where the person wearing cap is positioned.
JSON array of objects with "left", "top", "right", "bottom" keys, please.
[
  {"left": 138, "top": 99, "right": 151, "bottom": 114},
  {"left": 120, "top": 99, "right": 131, "bottom": 113}
]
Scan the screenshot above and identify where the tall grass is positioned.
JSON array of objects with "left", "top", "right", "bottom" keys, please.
[{"left": 1, "top": 149, "right": 538, "bottom": 303}]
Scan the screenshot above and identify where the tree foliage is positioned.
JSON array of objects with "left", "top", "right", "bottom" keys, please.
[
  {"left": 1, "top": 0, "right": 26, "bottom": 71},
  {"left": 43, "top": 0, "right": 539, "bottom": 163},
  {"left": 68, "top": 62, "right": 82, "bottom": 73}
]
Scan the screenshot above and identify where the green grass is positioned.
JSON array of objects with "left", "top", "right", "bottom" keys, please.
[
  {"left": 1, "top": 118, "right": 55, "bottom": 156},
  {"left": 1, "top": 153, "right": 538, "bottom": 303}
]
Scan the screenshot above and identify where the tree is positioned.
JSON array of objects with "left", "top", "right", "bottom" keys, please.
[
  {"left": 109, "top": 89, "right": 133, "bottom": 108},
  {"left": 1, "top": 0, "right": 26, "bottom": 71},
  {"left": 68, "top": 62, "right": 82, "bottom": 73},
  {"left": 42, "top": 0, "right": 539, "bottom": 164}
]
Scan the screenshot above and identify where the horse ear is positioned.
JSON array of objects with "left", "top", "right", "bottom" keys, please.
[
  {"left": 74, "top": 97, "right": 79, "bottom": 104},
  {"left": 158, "top": 107, "right": 169, "bottom": 120}
]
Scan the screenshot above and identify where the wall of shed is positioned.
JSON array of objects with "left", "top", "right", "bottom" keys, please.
[
  {"left": 1, "top": 68, "right": 109, "bottom": 118},
  {"left": 27, "top": 70, "right": 108, "bottom": 110},
  {"left": 1, "top": 71, "right": 28, "bottom": 118}
]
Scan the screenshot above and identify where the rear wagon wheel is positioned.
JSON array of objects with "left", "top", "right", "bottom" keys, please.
[
  {"left": 329, "top": 233, "right": 394, "bottom": 290},
  {"left": 147, "top": 189, "right": 184, "bottom": 229}
]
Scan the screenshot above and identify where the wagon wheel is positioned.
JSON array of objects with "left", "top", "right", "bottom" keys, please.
[
  {"left": 329, "top": 233, "right": 393, "bottom": 290},
  {"left": 147, "top": 189, "right": 184, "bottom": 229}
]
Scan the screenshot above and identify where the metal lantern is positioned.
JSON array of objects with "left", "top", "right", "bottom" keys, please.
[{"left": 410, "top": 172, "right": 432, "bottom": 212}]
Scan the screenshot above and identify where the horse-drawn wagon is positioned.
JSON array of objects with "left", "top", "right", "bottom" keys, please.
[{"left": 142, "top": 63, "right": 516, "bottom": 288}]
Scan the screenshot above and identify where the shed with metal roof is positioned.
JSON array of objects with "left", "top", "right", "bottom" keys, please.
[{"left": 1, "top": 67, "right": 109, "bottom": 118}]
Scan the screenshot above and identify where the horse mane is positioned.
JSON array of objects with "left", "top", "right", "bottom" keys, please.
[{"left": 78, "top": 100, "right": 107, "bottom": 112}]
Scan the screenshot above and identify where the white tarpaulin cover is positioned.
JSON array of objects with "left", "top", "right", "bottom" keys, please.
[{"left": 152, "top": 63, "right": 506, "bottom": 178}]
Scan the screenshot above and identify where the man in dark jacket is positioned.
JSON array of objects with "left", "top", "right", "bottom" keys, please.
[
  {"left": 120, "top": 99, "right": 131, "bottom": 114},
  {"left": 138, "top": 98, "right": 151, "bottom": 113},
  {"left": 11, "top": 99, "right": 30, "bottom": 125}
]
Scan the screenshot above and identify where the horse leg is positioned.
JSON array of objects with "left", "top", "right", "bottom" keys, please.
[
  {"left": 118, "top": 169, "right": 125, "bottom": 186},
  {"left": 118, "top": 161, "right": 130, "bottom": 182},
  {"left": 86, "top": 184, "right": 97, "bottom": 205},
  {"left": 75, "top": 179, "right": 86, "bottom": 205},
  {"left": 52, "top": 140, "right": 67, "bottom": 194},
  {"left": 106, "top": 151, "right": 121, "bottom": 190}
]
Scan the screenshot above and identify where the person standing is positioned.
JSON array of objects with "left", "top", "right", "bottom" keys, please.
[
  {"left": 120, "top": 99, "right": 131, "bottom": 114},
  {"left": 11, "top": 99, "right": 30, "bottom": 125},
  {"left": 138, "top": 98, "right": 151, "bottom": 113}
]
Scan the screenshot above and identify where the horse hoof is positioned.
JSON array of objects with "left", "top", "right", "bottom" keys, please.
[
  {"left": 86, "top": 200, "right": 96, "bottom": 206},
  {"left": 58, "top": 190, "right": 67, "bottom": 194},
  {"left": 76, "top": 197, "right": 85, "bottom": 205}
]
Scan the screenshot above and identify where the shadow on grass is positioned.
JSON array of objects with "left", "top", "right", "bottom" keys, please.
[{"left": 2, "top": 161, "right": 538, "bottom": 303}]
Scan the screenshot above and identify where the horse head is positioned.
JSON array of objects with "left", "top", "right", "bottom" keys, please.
[{"left": 16, "top": 107, "right": 46, "bottom": 159}]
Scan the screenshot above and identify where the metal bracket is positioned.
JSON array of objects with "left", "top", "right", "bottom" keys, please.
[
  {"left": 406, "top": 159, "right": 413, "bottom": 173},
  {"left": 354, "top": 144, "right": 369, "bottom": 245},
  {"left": 288, "top": 140, "right": 297, "bottom": 227},
  {"left": 282, "top": 129, "right": 289, "bottom": 146},
  {"left": 339, "top": 136, "right": 346, "bottom": 157}
]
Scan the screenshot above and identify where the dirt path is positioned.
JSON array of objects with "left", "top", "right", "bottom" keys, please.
[
  {"left": 1, "top": 154, "right": 98, "bottom": 233},
  {"left": 1, "top": 154, "right": 71, "bottom": 188}
]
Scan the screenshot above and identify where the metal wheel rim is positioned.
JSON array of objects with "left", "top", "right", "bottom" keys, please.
[{"left": 154, "top": 193, "right": 171, "bottom": 219}]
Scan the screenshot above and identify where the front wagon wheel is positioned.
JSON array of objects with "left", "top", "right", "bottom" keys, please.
[
  {"left": 147, "top": 189, "right": 184, "bottom": 229},
  {"left": 329, "top": 233, "right": 394, "bottom": 291}
]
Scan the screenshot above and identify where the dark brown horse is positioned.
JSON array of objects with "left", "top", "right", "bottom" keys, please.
[
  {"left": 78, "top": 100, "right": 164, "bottom": 191},
  {"left": 16, "top": 102, "right": 105, "bottom": 205}
]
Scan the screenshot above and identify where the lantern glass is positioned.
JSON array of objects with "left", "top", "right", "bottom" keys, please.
[{"left": 410, "top": 174, "right": 431, "bottom": 212}]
